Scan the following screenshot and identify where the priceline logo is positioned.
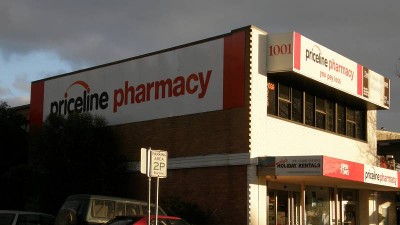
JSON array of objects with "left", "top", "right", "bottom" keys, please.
[{"left": 50, "top": 80, "right": 109, "bottom": 115}]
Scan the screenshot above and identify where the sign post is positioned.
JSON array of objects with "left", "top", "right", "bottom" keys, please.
[
  {"left": 141, "top": 148, "right": 168, "bottom": 225},
  {"left": 140, "top": 148, "right": 152, "bottom": 225},
  {"left": 150, "top": 150, "right": 168, "bottom": 225}
]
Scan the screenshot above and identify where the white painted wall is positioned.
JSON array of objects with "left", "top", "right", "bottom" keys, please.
[
  {"left": 249, "top": 26, "right": 268, "bottom": 159},
  {"left": 263, "top": 110, "right": 378, "bottom": 165},
  {"left": 248, "top": 26, "right": 268, "bottom": 225}
]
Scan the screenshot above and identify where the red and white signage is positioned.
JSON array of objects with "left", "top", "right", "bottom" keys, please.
[
  {"left": 364, "top": 165, "right": 398, "bottom": 188},
  {"left": 267, "top": 32, "right": 390, "bottom": 109},
  {"left": 264, "top": 155, "right": 400, "bottom": 189},
  {"left": 323, "top": 156, "right": 364, "bottom": 182},
  {"left": 30, "top": 31, "right": 246, "bottom": 127}
]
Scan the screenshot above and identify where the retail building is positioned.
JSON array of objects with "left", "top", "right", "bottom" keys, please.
[{"left": 29, "top": 26, "right": 396, "bottom": 225}]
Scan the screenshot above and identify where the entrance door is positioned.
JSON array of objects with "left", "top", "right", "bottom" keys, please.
[
  {"left": 342, "top": 202, "right": 357, "bottom": 225},
  {"left": 268, "top": 190, "right": 300, "bottom": 225}
]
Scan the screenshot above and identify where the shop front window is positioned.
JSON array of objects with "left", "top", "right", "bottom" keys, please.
[
  {"left": 268, "top": 189, "right": 300, "bottom": 225},
  {"left": 305, "top": 186, "right": 330, "bottom": 225}
]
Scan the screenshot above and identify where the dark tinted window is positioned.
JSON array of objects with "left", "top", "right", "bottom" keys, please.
[
  {"left": 92, "top": 200, "right": 115, "bottom": 219},
  {"left": 292, "top": 88, "right": 303, "bottom": 123},
  {"left": 346, "top": 108, "right": 356, "bottom": 138},
  {"left": 356, "top": 110, "right": 366, "bottom": 140},
  {"left": 266, "top": 79, "right": 367, "bottom": 141},
  {"left": 267, "top": 81, "right": 277, "bottom": 115},
  {"left": 305, "top": 93, "right": 315, "bottom": 126},
  {"left": 337, "top": 104, "right": 346, "bottom": 135},
  {"left": 278, "top": 83, "right": 291, "bottom": 119},
  {"left": 315, "top": 96, "right": 326, "bottom": 129},
  {"left": 327, "top": 101, "right": 335, "bottom": 132},
  {"left": 126, "top": 204, "right": 141, "bottom": 216},
  {"left": 0, "top": 214, "right": 16, "bottom": 225}
]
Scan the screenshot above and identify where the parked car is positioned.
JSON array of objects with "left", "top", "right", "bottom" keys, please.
[
  {"left": 0, "top": 210, "right": 55, "bottom": 225},
  {"left": 55, "top": 195, "right": 167, "bottom": 225},
  {"left": 106, "top": 216, "right": 190, "bottom": 225}
]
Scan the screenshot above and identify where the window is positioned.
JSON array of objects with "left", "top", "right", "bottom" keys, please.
[
  {"left": 266, "top": 79, "right": 367, "bottom": 140},
  {"left": 355, "top": 110, "right": 366, "bottom": 140},
  {"left": 337, "top": 104, "right": 346, "bottom": 135},
  {"left": 292, "top": 88, "right": 303, "bottom": 123},
  {"left": 327, "top": 101, "right": 335, "bottom": 132},
  {"left": 92, "top": 200, "right": 115, "bottom": 218},
  {"left": 0, "top": 213, "right": 16, "bottom": 225},
  {"left": 305, "top": 93, "right": 315, "bottom": 126},
  {"left": 316, "top": 96, "right": 326, "bottom": 129},
  {"left": 347, "top": 108, "right": 356, "bottom": 138},
  {"left": 267, "top": 81, "right": 277, "bottom": 116},
  {"left": 278, "top": 83, "right": 291, "bottom": 119}
]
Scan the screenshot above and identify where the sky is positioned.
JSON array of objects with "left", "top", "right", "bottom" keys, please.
[{"left": 1, "top": 0, "right": 400, "bottom": 131}]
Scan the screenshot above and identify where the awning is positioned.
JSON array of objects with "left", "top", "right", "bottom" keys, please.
[{"left": 257, "top": 155, "right": 400, "bottom": 191}]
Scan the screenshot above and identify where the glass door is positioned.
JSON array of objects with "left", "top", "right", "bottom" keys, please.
[
  {"left": 342, "top": 202, "right": 357, "bottom": 225},
  {"left": 268, "top": 189, "right": 300, "bottom": 225}
]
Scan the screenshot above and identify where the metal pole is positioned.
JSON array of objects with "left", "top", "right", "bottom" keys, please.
[
  {"left": 155, "top": 177, "right": 160, "bottom": 225},
  {"left": 147, "top": 148, "right": 151, "bottom": 225}
]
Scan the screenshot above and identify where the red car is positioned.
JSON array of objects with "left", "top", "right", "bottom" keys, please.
[{"left": 105, "top": 215, "right": 190, "bottom": 225}]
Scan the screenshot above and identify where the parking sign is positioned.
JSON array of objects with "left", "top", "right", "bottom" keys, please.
[{"left": 150, "top": 150, "right": 168, "bottom": 178}]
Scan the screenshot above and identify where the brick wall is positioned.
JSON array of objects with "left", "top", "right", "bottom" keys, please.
[
  {"left": 127, "top": 166, "right": 248, "bottom": 225},
  {"left": 114, "top": 107, "right": 250, "bottom": 160}
]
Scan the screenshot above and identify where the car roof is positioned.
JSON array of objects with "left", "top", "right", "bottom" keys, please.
[
  {"left": 66, "top": 194, "right": 148, "bottom": 203},
  {"left": 0, "top": 210, "right": 54, "bottom": 217}
]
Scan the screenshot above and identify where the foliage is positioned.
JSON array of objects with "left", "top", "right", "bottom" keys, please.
[
  {"left": 29, "top": 112, "right": 128, "bottom": 214},
  {"left": 0, "top": 102, "right": 29, "bottom": 173},
  {"left": 0, "top": 102, "right": 30, "bottom": 209}
]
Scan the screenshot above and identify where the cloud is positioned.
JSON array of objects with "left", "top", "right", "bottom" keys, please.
[
  {"left": 0, "top": 95, "right": 30, "bottom": 107},
  {"left": 12, "top": 74, "right": 30, "bottom": 93},
  {"left": 0, "top": 0, "right": 399, "bottom": 130},
  {"left": 0, "top": 85, "right": 11, "bottom": 96}
]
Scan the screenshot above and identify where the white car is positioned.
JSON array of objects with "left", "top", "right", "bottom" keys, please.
[{"left": 0, "top": 210, "right": 55, "bottom": 225}]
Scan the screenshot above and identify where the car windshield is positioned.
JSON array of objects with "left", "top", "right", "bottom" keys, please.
[{"left": 0, "top": 213, "right": 16, "bottom": 225}]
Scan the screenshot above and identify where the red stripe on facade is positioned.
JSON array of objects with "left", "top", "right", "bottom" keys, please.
[
  {"left": 323, "top": 156, "right": 364, "bottom": 182},
  {"left": 223, "top": 30, "right": 246, "bottom": 109},
  {"left": 357, "top": 64, "right": 363, "bottom": 96},
  {"left": 30, "top": 81, "right": 45, "bottom": 128},
  {"left": 293, "top": 32, "right": 301, "bottom": 70}
]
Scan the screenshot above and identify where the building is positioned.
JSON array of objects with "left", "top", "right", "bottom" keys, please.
[
  {"left": 29, "top": 26, "right": 396, "bottom": 225},
  {"left": 377, "top": 130, "right": 400, "bottom": 225}
]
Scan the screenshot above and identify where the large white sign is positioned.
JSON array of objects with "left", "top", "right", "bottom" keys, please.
[
  {"left": 267, "top": 32, "right": 390, "bottom": 109},
  {"left": 364, "top": 165, "right": 398, "bottom": 188},
  {"left": 42, "top": 39, "right": 224, "bottom": 125}
]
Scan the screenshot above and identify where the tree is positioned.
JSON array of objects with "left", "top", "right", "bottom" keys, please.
[
  {"left": 29, "top": 112, "right": 128, "bottom": 214},
  {"left": 0, "top": 102, "right": 29, "bottom": 173},
  {"left": 0, "top": 102, "right": 30, "bottom": 210}
]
